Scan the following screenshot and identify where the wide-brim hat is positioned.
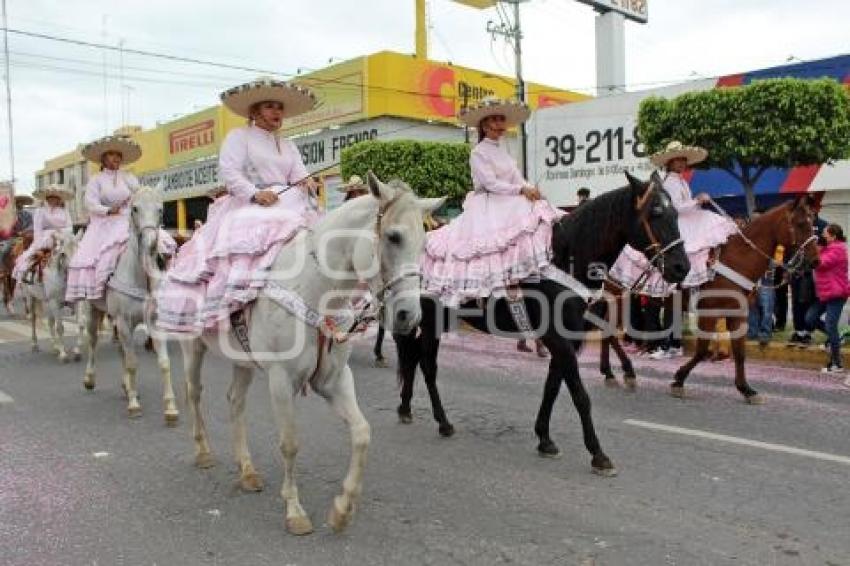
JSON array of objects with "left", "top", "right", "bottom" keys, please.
[
  {"left": 14, "top": 194, "right": 33, "bottom": 207},
  {"left": 458, "top": 97, "right": 530, "bottom": 128},
  {"left": 206, "top": 185, "right": 229, "bottom": 199},
  {"left": 220, "top": 77, "right": 317, "bottom": 119},
  {"left": 337, "top": 175, "right": 368, "bottom": 193},
  {"left": 33, "top": 184, "right": 73, "bottom": 201},
  {"left": 81, "top": 135, "right": 142, "bottom": 165},
  {"left": 650, "top": 141, "right": 708, "bottom": 167}
]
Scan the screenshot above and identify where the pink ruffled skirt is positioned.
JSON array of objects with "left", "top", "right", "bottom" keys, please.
[
  {"left": 12, "top": 229, "right": 59, "bottom": 280},
  {"left": 156, "top": 197, "right": 309, "bottom": 333},
  {"left": 609, "top": 208, "right": 738, "bottom": 295},
  {"left": 421, "top": 191, "right": 564, "bottom": 307}
]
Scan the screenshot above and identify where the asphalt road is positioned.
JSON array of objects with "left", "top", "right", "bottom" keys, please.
[{"left": 1, "top": 315, "right": 849, "bottom": 566}]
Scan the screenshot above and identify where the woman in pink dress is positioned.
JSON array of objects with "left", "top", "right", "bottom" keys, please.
[
  {"left": 66, "top": 136, "right": 144, "bottom": 302},
  {"left": 610, "top": 141, "right": 738, "bottom": 296},
  {"left": 156, "top": 78, "right": 318, "bottom": 333},
  {"left": 422, "top": 98, "right": 563, "bottom": 307},
  {"left": 12, "top": 184, "right": 72, "bottom": 281}
]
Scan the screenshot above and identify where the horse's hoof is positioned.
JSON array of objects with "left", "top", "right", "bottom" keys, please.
[
  {"left": 327, "top": 501, "right": 352, "bottom": 534},
  {"left": 58, "top": 353, "right": 68, "bottom": 363},
  {"left": 83, "top": 380, "right": 95, "bottom": 391},
  {"left": 670, "top": 384, "right": 685, "bottom": 399},
  {"left": 240, "top": 471, "right": 265, "bottom": 492},
  {"left": 31, "top": 344, "right": 39, "bottom": 353},
  {"left": 438, "top": 423, "right": 455, "bottom": 437},
  {"left": 374, "top": 357, "right": 389, "bottom": 368},
  {"left": 746, "top": 394, "right": 765, "bottom": 405},
  {"left": 164, "top": 411, "right": 179, "bottom": 427},
  {"left": 127, "top": 406, "right": 142, "bottom": 419},
  {"left": 537, "top": 439, "right": 561, "bottom": 458},
  {"left": 73, "top": 352, "right": 82, "bottom": 362},
  {"left": 604, "top": 377, "right": 621, "bottom": 388},
  {"left": 285, "top": 515, "right": 314, "bottom": 536},
  {"left": 591, "top": 454, "right": 617, "bottom": 477},
  {"left": 398, "top": 413, "right": 413, "bottom": 425},
  {"left": 623, "top": 377, "right": 637, "bottom": 391},
  {"left": 195, "top": 453, "right": 216, "bottom": 469}
]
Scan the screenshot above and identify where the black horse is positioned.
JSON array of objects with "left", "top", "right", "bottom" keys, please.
[{"left": 392, "top": 172, "right": 690, "bottom": 475}]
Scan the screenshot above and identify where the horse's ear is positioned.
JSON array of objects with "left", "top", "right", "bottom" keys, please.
[
  {"left": 626, "top": 171, "right": 651, "bottom": 209},
  {"left": 416, "top": 197, "right": 446, "bottom": 215},
  {"left": 367, "top": 170, "right": 392, "bottom": 202}
]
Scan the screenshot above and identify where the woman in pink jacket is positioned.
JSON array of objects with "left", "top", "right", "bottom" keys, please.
[{"left": 806, "top": 224, "right": 850, "bottom": 374}]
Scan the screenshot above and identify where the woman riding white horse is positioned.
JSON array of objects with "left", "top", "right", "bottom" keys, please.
[
  {"left": 157, "top": 78, "right": 319, "bottom": 333},
  {"left": 65, "top": 136, "right": 176, "bottom": 303},
  {"left": 12, "top": 184, "right": 72, "bottom": 282}
]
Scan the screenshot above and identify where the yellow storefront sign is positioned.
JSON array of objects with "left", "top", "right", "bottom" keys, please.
[{"left": 163, "top": 107, "right": 221, "bottom": 165}]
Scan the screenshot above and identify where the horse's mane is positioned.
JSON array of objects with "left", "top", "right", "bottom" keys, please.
[
  {"left": 132, "top": 185, "right": 161, "bottom": 202},
  {"left": 551, "top": 185, "right": 633, "bottom": 279}
]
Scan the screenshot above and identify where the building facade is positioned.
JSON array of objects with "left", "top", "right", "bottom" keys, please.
[{"left": 35, "top": 50, "right": 586, "bottom": 230}]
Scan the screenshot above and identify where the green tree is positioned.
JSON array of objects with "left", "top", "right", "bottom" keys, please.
[
  {"left": 341, "top": 140, "right": 471, "bottom": 209},
  {"left": 638, "top": 78, "right": 850, "bottom": 216}
]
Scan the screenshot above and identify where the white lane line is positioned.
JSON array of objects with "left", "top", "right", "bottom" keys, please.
[
  {"left": 0, "top": 389, "right": 13, "bottom": 404},
  {"left": 623, "top": 419, "right": 850, "bottom": 466}
]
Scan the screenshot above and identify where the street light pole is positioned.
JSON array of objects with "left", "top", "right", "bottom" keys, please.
[
  {"left": 511, "top": 0, "right": 527, "bottom": 178},
  {"left": 2, "top": 0, "right": 15, "bottom": 184}
]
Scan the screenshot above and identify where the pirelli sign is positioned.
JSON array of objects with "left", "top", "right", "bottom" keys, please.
[{"left": 169, "top": 120, "right": 215, "bottom": 156}]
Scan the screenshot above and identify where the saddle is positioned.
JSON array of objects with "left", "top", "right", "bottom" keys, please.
[{"left": 23, "top": 249, "right": 51, "bottom": 284}]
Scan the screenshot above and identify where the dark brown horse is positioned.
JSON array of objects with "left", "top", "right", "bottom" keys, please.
[
  {"left": 598, "top": 197, "right": 820, "bottom": 403},
  {"left": 1, "top": 232, "right": 33, "bottom": 315}
]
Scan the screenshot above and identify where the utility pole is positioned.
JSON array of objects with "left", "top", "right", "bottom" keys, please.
[
  {"left": 486, "top": 0, "right": 529, "bottom": 177},
  {"left": 2, "top": 0, "right": 14, "bottom": 184}
]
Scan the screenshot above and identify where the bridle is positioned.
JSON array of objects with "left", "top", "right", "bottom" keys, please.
[
  {"left": 367, "top": 191, "right": 421, "bottom": 307},
  {"left": 631, "top": 181, "right": 683, "bottom": 292}
]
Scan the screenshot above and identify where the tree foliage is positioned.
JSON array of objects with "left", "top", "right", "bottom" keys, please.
[
  {"left": 638, "top": 78, "right": 850, "bottom": 214},
  {"left": 340, "top": 140, "right": 471, "bottom": 208}
]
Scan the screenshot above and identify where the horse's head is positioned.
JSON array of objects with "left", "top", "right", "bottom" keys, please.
[
  {"left": 783, "top": 195, "right": 821, "bottom": 269},
  {"left": 353, "top": 171, "right": 444, "bottom": 334},
  {"left": 625, "top": 171, "right": 690, "bottom": 284},
  {"left": 130, "top": 185, "right": 164, "bottom": 272},
  {"left": 51, "top": 228, "right": 78, "bottom": 274}
]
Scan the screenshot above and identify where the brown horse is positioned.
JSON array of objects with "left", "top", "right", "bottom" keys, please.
[
  {"left": 598, "top": 196, "right": 820, "bottom": 403},
  {"left": 1, "top": 232, "right": 33, "bottom": 315}
]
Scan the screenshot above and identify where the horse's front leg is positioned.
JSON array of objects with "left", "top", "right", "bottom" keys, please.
[
  {"left": 610, "top": 335, "right": 637, "bottom": 389},
  {"left": 228, "top": 365, "right": 263, "bottom": 491},
  {"left": 83, "top": 306, "right": 103, "bottom": 390},
  {"left": 534, "top": 362, "right": 563, "bottom": 458},
  {"left": 115, "top": 317, "right": 141, "bottom": 418},
  {"left": 72, "top": 302, "right": 85, "bottom": 361},
  {"left": 726, "top": 317, "right": 762, "bottom": 404},
  {"left": 152, "top": 334, "right": 178, "bottom": 425},
  {"left": 47, "top": 301, "right": 68, "bottom": 362},
  {"left": 29, "top": 295, "right": 39, "bottom": 352},
  {"left": 323, "top": 364, "right": 370, "bottom": 534},
  {"left": 181, "top": 338, "right": 214, "bottom": 468},
  {"left": 671, "top": 315, "right": 715, "bottom": 398},
  {"left": 393, "top": 330, "right": 420, "bottom": 424},
  {"left": 268, "top": 363, "right": 313, "bottom": 536},
  {"left": 543, "top": 334, "right": 615, "bottom": 475},
  {"left": 419, "top": 333, "right": 453, "bottom": 437}
]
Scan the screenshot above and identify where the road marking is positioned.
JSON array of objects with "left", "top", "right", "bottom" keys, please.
[
  {"left": 623, "top": 419, "right": 850, "bottom": 466},
  {"left": 0, "top": 389, "right": 13, "bottom": 404}
]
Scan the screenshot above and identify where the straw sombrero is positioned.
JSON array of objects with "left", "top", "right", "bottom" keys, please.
[
  {"left": 14, "top": 194, "right": 33, "bottom": 207},
  {"left": 220, "top": 77, "right": 317, "bottom": 119},
  {"left": 206, "top": 185, "right": 228, "bottom": 199},
  {"left": 458, "top": 97, "right": 530, "bottom": 128},
  {"left": 81, "top": 135, "right": 142, "bottom": 165},
  {"left": 336, "top": 175, "right": 368, "bottom": 193},
  {"left": 33, "top": 184, "right": 73, "bottom": 201},
  {"left": 650, "top": 141, "right": 708, "bottom": 167}
]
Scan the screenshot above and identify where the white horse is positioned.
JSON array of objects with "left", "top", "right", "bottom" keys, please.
[
  {"left": 82, "top": 186, "right": 179, "bottom": 425},
  {"left": 16, "top": 228, "right": 85, "bottom": 361},
  {"left": 175, "top": 172, "right": 442, "bottom": 535}
]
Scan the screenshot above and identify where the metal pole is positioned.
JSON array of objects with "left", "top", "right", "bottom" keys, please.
[
  {"left": 119, "top": 38, "right": 125, "bottom": 126},
  {"left": 2, "top": 0, "right": 15, "bottom": 184},
  {"left": 511, "top": 0, "right": 527, "bottom": 178},
  {"left": 101, "top": 15, "right": 108, "bottom": 135}
]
